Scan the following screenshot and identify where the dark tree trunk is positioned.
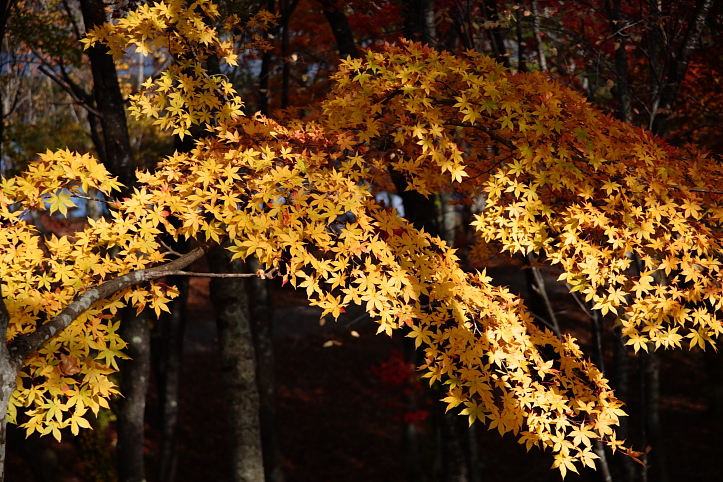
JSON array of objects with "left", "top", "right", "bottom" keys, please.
[
  {"left": 642, "top": 351, "right": 668, "bottom": 482},
  {"left": 438, "top": 411, "right": 470, "bottom": 482},
  {"left": 319, "top": 0, "right": 358, "bottom": 59},
  {"left": 650, "top": 0, "right": 714, "bottom": 136},
  {"left": 481, "top": 0, "right": 509, "bottom": 67},
  {"left": 258, "top": 0, "right": 275, "bottom": 115},
  {"left": 208, "top": 247, "right": 265, "bottom": 482},
  {"left": 515, "top": 2, "right": 526, "bottom": 73},
  {"left": 247, "top": 258, "right": 284, "bottom": 482},
  {"left": 78, "top": 4, "right": 145, "bottom": 481},
  {"left": 0, "top": 0, "right": 18, "bottom": 167},
  {"left": 78, "top": 0, "right": 135, "bottom": 192},
  {"left": 402, "top": 0, "right": 436, "bottom": 46},
  {"left": 157, "top": 276, "right": 189, "bottom": 482},
  {"left": 612, "top": 326, "right": 636, "bottom": 482},
  {"left": 606, "top": 0, "right": 633, "bottom": 123},
  {"left": 280, "top": 0, "right": 300, "bottom": 110},
  {"left": 117, "top": 309, "right": 151, "bottom": 482}
]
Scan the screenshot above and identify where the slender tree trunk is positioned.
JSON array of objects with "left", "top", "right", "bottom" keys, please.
[
  {"left": 78, "top": 4, "right": 146, "bottom": 481},
  {"left": 208, "top": 247, "right": 265, "bottom": 482},
  {"left": 481, "top": 0, "right": 509, "bottom": 67},
  {"left": 117, "top": 309, "right": 150, "bottom": 482},
  {"left": 402, "top": 0, "right": 435, "bottom": 46},
  {"left": 247, "top": 258, "right": 284, "bottom": 482},
  {"left": 530, "top": 0, "right": 547, "bottom": 71},
  {"left": 515, "top": 2, "right": 526, "bottom": 73},
  {"left": 612, "top": 325, "right": 635, "bottom": 482},
  {"left": 280, "top": 0, "right": 299, "bottom": 110},
  {"left": 606, "top": 0, "right": 633, "bottom": 123},
  {"left": 650, "top": 0, "right": 714, "bottom": 136},
  {"left": 258, "top": 0, "right": 275, "bottom": 115},
  {"left": 157, "top": 276, "right": 189, "bottom": 482},
  {"left": 642, "top": 351, "right": 668, "bottom": 482}
]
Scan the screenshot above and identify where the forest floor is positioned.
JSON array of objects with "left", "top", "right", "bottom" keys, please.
[{"left": 6, "top": 259, "right": 723, "bottom": 481}]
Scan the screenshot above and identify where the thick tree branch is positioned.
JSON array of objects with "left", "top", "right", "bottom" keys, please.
[{"left": 7, "top": 244, "right": 215, "bottom": 365}]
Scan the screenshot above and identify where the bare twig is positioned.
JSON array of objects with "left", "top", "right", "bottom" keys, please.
[{"left": 161, "top": 268, "right": 278, "bottom": 279}]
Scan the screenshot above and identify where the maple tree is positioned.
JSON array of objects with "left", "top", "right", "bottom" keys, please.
[{"left": 1, "top": 0, "right": 723, "bottom": 479}]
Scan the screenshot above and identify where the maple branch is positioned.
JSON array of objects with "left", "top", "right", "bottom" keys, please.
[
  {"left": 690, "top": 188, "right": 723, "bottom": 195},
  {"left": 443, "top": 121, "right": 515, "bottom": 150},
  {"left": 7, "top": 243, "right": 214, "bottom": 365},
  {"left": 70, "top": 193, "right": 114, "bottom": 205},
  {"left": 159, "top": 268, "right": 278, "bottom": 279},
  {"left": 159, "top": 239, "right": 182, "bottom": 257}
]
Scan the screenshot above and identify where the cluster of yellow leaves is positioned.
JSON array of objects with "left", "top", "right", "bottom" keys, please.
[
  {"left": 0, "top": 151, "right": 181, "bottom": 438},
  {"left": 82, "top": 0, "right": 275, "bottom": 138},
  {"left": 323, "top": 41, "right": 723, "bottom": 356},
  {"left": 4, "top": 3, "right": 721, "bottom": 475}
]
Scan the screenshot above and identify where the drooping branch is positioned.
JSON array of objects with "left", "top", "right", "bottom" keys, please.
[{"left": 7, "top": 243, "right": 215, "bottom": 364}]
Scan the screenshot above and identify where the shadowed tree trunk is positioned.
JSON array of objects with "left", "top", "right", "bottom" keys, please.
[
  {"left": 258, "top": 0, "right": 275, "bottom": 115},
  {"left": 319, "top": 0, "right": 358, "bottom": 59},
  {"left": 612, "top": 325, "right": 636, "bottom": 482},
  {"left": 280, "top": 0, "right": 300, "bottom": 110},
  {"left": 157, "top": 275, "right": 189, "bottom": 482},
  {"left": 481, "top": 0, "right": 509, "bottom": 67},
  {"left": 117, "top": 309, "right": 151, "bottom": 482},
  {"left": 208, "top": 247, "right": 265, "bottom": 482},
  {"left": 247, "top": 257, "right": 284, "bottom": 482},
  {"left": 78, "top": 0, "right": 135, "bottom": 191},
  {"left": 78, "top": 3, "right": 147, "bottom": 481}
]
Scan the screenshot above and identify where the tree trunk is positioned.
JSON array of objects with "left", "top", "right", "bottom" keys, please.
[
  {"left": 208, "top": 247, "right": 265, "bottom": 482},
  {"left": 157, "top": 276, "right": 189, "bottom": 482},
  {"left": 319, "top": 0, "right": 358, "bottom": 59},
  {"left": 280, "top": 0, "right": 300, "bottom": 110},
  {"left": 117, "top": 309, "right": 151, "bottom": 482},
  {"left": 606, "top": 0, "right": 633, "bottom": 123},
  {"left": 481, "top": 0, "right": 509, "bottom": 67},
  {"left": 247, "top": 258, "right": 284, "bottom": 482},
  {"left": 612, "top": 325, "right": 636, "bottom": 481},
  {"left": 0, "top": 274, "right": 20, "bottom": 482},
  {"left": 78, "top": 0, "right": 135, "bottom": 192},
  {"left": 258, "top": 0, "right": 275, "bottom": 115},
  {"left": 402, "top": 0, "right": 436, "bottom": 46},
  {"left": 642, "top": 351, "right": 668, "bottom": 482}
]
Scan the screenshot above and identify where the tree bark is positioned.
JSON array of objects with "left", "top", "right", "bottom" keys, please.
[
  {"left": 157, "top": 276, "right": 188, "bottom": 482},
  {"left": 0, "top": 283, "right": 19, "bottom": 482},
  {"left": 258, "top": 0, "right": 275, "bottom": 115},
  {"left": 402, "top": 0, "right": 436, "bottom": 46},
  {"left": 481, "top": 0, "right": 509, "bottom": 67},
  {"left": 247, "top": 258, "right": 284, "bottom": 482},
  {"left": 78, "top": 0, "right": 135, "bottom": 192},
  {"left": 612, "top": 325, "right": 636, "bottom": 482},
  {"left": 319, "top": 0, "right": 358, "bottom": 59},
  {"left": 606, "top": 0, "right": 633, "bottom": 123},
  {"left": 280, "top": 0, "right": 300, "bottom": 110},
  {"left": 117, "top": 309, "right": 151, "bottom": 482},
  {"left": 642, "top": 351, "right": 668, "bottom": 482},
  {"left": 208, "top": 247, "right": 265, "bottom": 482}
]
